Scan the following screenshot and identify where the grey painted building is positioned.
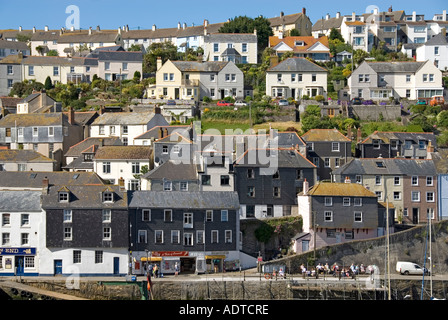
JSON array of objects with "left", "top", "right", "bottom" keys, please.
[{"left": 128, "top": 191, "right": 243, "bottom": 274}]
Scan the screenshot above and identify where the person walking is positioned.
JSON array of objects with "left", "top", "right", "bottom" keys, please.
[{"left": 175, "top": 262, "right": 179, "bottom": 276}]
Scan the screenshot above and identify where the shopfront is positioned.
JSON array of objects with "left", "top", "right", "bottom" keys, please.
[{"left": 0, "top": 247, "right": 37, "bottom": 276}]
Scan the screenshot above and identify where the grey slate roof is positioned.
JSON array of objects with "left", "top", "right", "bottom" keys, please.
[
  {"left": 332, "top": 158, "right": 438, "bottom": 176},
  {"left": 0, "top": 149, "right": 56, "bottom": 163},
  {"left": 128, "top": 191, "right": 240, "bottom": 209},
  {"left": 360, "top": 131, "right": 437, "bottom": 146},
  {"left": 0, "top": 39, "right": 29, "bottom": 51},
  {"left": 0, "top": 171, "right": 105, "bottom": 189},
  {"left": 312, "top": 17, "right": 344, "bottom": 32},
  {"left": 425, "top": 33, "right": 448, "bottom": 46},
  {"left": 235, "top": 148, "right": 316, "bottom": 168},
  {"left": 42, "top": 185, "right": 127, "bottom": 209},
  {"left": 366, "top": 61, "right": 425, "bottom": 73},
  {"left": 0, "top": 191, "right": 42, "bottom": 212},
  {"left": 91, "top": 112, "right": 154, "bottom": 125},
  {"left": 267, "top": 57, "right": 327, "bottom": 73},
  {"left": 135, "top": 125, "right": 191, "bottom": 140},
  {"left": 172, "top": 60, "right": 229, "bottom": 72},
  {"left": 204, "top": 33, "right": 257, "bottom": 43},
  {"left": 143, "top": 160, "right": 198, "bottom": 180},
  {"left": 97, "top": 50, "right": 143, "bottom": 62},
  {"left": 64, "top": 137, "right": 122, "bottom": 157}
]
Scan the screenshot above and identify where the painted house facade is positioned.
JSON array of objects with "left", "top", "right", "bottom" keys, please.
[{"left": 203, "top": 32, "right": 258, "bottom": 64}]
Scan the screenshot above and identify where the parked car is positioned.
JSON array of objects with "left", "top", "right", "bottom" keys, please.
[
  {"left": 351, "top": 97, "right": 362, "bottom": 105},
  {"left": 277, "top": 99, "right": 289, "bottom": 106},
  {"left": 217, "top": 100, "right": 234, "bottom": 106},
  {"left": 166, "top": 100, "right": 176, "bottom": 105},
  {"left": 430, "top": 95, "right": 445, "bottom": 106},
  {"left": 417, "top": 99, "right": 428, "bottom": 105},
  {"left": 234, "top": 100, "right": 247, "bottom": 107},
  {"left": 396, "top": 261, "right": 429, "bottom": 275}
]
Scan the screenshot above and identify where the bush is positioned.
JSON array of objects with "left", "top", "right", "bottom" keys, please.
[
  {"left": 203, "top": 96, "right": 211, "bottom": 103},
  {"left": 315, "top": 95, "right": 325, "bottom": 102}
]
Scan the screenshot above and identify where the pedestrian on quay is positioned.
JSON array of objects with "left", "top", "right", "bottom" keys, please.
[
  {"left": 175, "top": 262, "right": 179, "bottom": 276},
  {"left": 153, "top": 264, "right": 159, "bottom": 278}
]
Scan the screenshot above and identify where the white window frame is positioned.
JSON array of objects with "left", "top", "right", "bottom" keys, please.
[
  {"left": 155, "top": 230, "right": 164, "bottom": 244},
  {"left": 411, "top": 191, "right": 420, "bottom": 202},
  {"left": 354, "top": 212, "right": 363, "bottom": 222},
  {"left": 142, "top": 209, "right": 151, "bottom": 221},
  {"left": 324, "top": 197, "right": 332, "bottom": 206},
  {"left": 324, "top": 211, "right": 333, "bottom": 222}
]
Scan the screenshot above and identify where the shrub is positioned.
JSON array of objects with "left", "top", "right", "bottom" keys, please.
[
  {"left": 203, "top": 96, "right": 211, "bottom": 103},
  {"left": 315, "top": 95, "right": 325, "bottom": 102}
]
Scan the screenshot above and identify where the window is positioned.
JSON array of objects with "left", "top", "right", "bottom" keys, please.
[
  {"left": 63, "top": 209, "right": 72, "bottom": 222},
  {"left": 213, "top": 43, "right": 219, "bottom": 52},
  {"left": 375, "top": 191, "right": 383, "bottom": 201},
  {"left": 325, "top": 197, "right": 333, "bottom": 206},
  {"left": 110, "top": 126, "right": 116, "bottom": 135},
  {"left": 354, "top": 212, "right": 363, "bottom": 222},
  {"left": 201, "top": 175, "right": 211, "bottom": 185},
  {"left": 335, "top": 158, "right": 340, "bottom": 168},
  {"left": 324, "top": 211, "right": 333, "bottom": 222},
  {"left": 142, "top": 209, "right": 151, "bottom": 221},
  {"left": 403, "top": 208, "right": 408, "bottom": 217},
  {"left": 73, "top": 250, "right": 81, "bottom": 264},
  {"left": 24, "top": 256, "right": 34, "bottom": 268},
  {"left": 164, "top": 209, "right": 172, "bottom": 222},
  {"left": 105, "top": 62, "right": 110, "bottom": 70},
  {"left": 32, "top": 127, "right": 38, "bottom": 137},
  {"left": 313, "top": 157, "right": 319, "bottom": 167},
  {"left": 412, "top": 176, "right": 419, "bottom": 186},
  {"left": 394, "top": 176, "right": 401, "bottom": 185},
  {"left": 419, "top": 140, "right": 426, "bottom": 149},
  {"left": 180, "top": 181, "right": 188, "bottom": 191},
  {"left": 331, "top": 142, "right": 340, "bottom": 152},
  {"left": 298, "top": 73, "right": 303, "bottom": 82},
  {"left": 132, "top": 162, "right": 140, "bottom": 174},
  {"left": 103, "top": 192, "right": 113, "bottom": 203},
  {"left": 184, "top": 233, "right": 193, "bottom": 246},
  {"left": 122, "top": 62, "right": 128, "bottom": 71},
  {"left": 373, "top": 139, "right": 380, "bottom": 149},
  {"left": 53, "top": 66, "right": 59, "bottom": 76},
  {"left": 95, "top": 251, "right": 103, "bottom": 264},
  {"left": 21, "top": 214, "right": 29, "bottom": 226},
  {"left": 324, "top": 158, "right": 330, "bottom": 168},
  {"left": 211, "top": 230, "right": 219, "bottom": 243},
  {"left": 426, "top": 176, "right": 433, "bottom": 186},
  {"left": 423, "top": 74, "right": 428, "bottom": 82},
  {"left": 206, "top": 210, "right": 213, "bottom": 222},
  {"left": 102, "top": 209, "right": 111, "bottom": 222},
  {"left": 197, "top": 230, "right": 205, "bottom": 244},
  {"left": 59, "top": 192, "right": 69, "bottom": 202},
  {"left": 162, "top": 145, "right": 168, "bottom": 154},
  {"left": 183, "top": 212, "right": 193, "bottom": 228},
  {"left": 225, "top": 230, "right": 232, "bottom": 243},
  {"left": 28, "top": 66, "right": 34, "bottom": 76},
  {"left": 103, "top": 162, "right": 111, "bottom": 174},
  {"left": 123, "top": 125, "right": 128, "bottom": 134},
  {"left": 2, "top": 213, "right": 10, "bottom": 226},
  {"left": 412, "top": 191, "right": 420, "bottom": 202},
  {"left": 18, "top": 164, "right": 26, "bottom": 171},
  {"left": 273, "top": 186, "right": 281, "bottom": 198},
  {"left": 163, "top": 181, "right": 172, "bottom": 191},
  {"left": 434, "top": 47, "right": 439, "bottom": 55},
  {"left": 354, "top": 198, "right": 362, "bottom": 206},
  {"left": 426, "top": 192, "right": 434, "bottom": 202},
  {"left": 247, "top": 186, "right": 255, "bottom": 197},
  {"left": 247, "top": 168, "right": 255, "bottom": 178},
  {"left": 99, "top": 125, "right": 105, "bottom": 135},
  {"left": 393, "top": 191, "right": 401, "bottom": 200},
  {"left": 138, "top": 230, "right": 147, "bottom": 243},
  {"left": 312, "top": 74, "right": 317, "bottom": 82},
  {"left": 220, "top": 175, "right": 230, "bottom": 185},
  {"left": 171, "top": 230, "right": 180, "bottom": 244},
  {"left": 103, "top": 227, "right": 111, "bottom": 240},
  {"left": 356, "top": 175, "right": 362, "bottom": 184},
  {"left": 277, "top": 74, "right": 282, "bottom": 82},
  {"left": 296, "top": 170, "right": 303, "bottom": 180},
  {"left": 291, "top": 74, "right": 296, "bottom": 82},
  {"left": 406, "top": 74, "right": 411, "bottom": 82},
  {"left": 427, "top": 208, "right": 435, "bottom": 220},
  {"left": 155, "top": 230, "right": 164, "bottom": 244},
  {"left": 2, "top": 233, "right": 10, "bottom": 245},
  {"left": 343, "top": 197, "right": 350, "bottom": 206},
  {"left": 326, "top": 229, "right": 336, "bottom": 238},
  {"left": 375, "top": 176, "right": 381, "bottom": 185},
  {"left": 221, "top": 210, "right": 228, "bottom": 222},
  {"left": 48, "top": 126, "right": 54, "bottom": 136}
]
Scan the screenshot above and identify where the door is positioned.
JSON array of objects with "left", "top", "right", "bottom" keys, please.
[
  {"left": 291, "top": 88, "right": 296, "bottom": 100},
  {"left": 15, "top": 256, "right": 24, "bottom": 276},
  {"left": 301, "top": 240, "right": 309, "bottom": 252},
  {"left": 113, "top": 257, "right": 120, "bottom": 275},
  {"left": 54, "top": 260, "right": 63, "bottom": 275},
  {"left": 175, "top": 88, "right": 179, "bottom": 99},
  {"left": 412, "top": 208, "right": 419, "bottom": 224}
]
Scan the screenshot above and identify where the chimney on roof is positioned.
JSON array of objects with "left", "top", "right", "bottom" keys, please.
[
  {"left": 178, "top": 22, "right": 181, "bottom": 30},
  {"left": 152, "top": 24, "right": 157, "bottom": 31},
  {"left": 346, "top": 126, "right": 352, "bottom": 140},
  {"left": 443, "top": 10, "right": 447, "bottom": 21},
  {"left": 44, "top": 25, "right": 49, "bottom": 32},
  {"left": 336, "top": 12, "right": 341, "bottom": 19},
  {"left": 118, "top": 177, "right": 125, "bottom": 191},
  {"left": 254, "top": 28, "right": 257, "bottom": 36},
  {"left": 280, "top": 11, "right": 284, "bottom": 18},
  {"left": 388, "top": 6, "right": 393, "bottom": 13},
  {"left": 326, "top": 13, "right": 330, "bottom": 20},
  {"left": 60, "top": 28, "right": 64, "bottom": 35},
  {"left": 204, "top": 19, "right": 209, "bottom": 27},
  {"left": 164, "top": 128, "right": 169, "bottom": 137},
  {"left": 352, "top": 12, "right": 356, "bottom": 21},
  {"left": 126, "top": 25, "right": 129, "bottom": 32},
  {"left": 88, "top": 27, "right": 92, "bottom": 35},
  {"left": 33, "top": 26, "right": 36, "bottom": 33},
  {"left": 117, "top": 27, "right": 121, "bottom": 34},
  {"left": 155, "top": 105, "right": 161, "bottom": 114},
  {"left": 42, "top": 177, "right": 49, "bottom": 195},
  {"left": 96, "top": 25, "right": 101, "bottom": 31},
  {"left": 303, "top": 179, "right": 309, "bottom": 195},
  {"left": 158, "top": 127, "right": 163, "bottom": 139},
  {"left": 68, "top": 107, "right": 75, "bottom": 125},
  {"left": 278, "top": 31, "right": 283, "bottom": 39},
  {"left": 19, "top": 26, "right": 22, "bottom": 32},
  {"left": 183, "top": 23, "right": 187, "bottom": 30},
  {"left": 345, "top": 176, "right": 351, "bottom": 183},
  {"left": 302, "top": 7, "right": 306, "bottom": 15},
  {"left": 427, "top": 140, "right": 435, "bottom": 153},
  {"left": 157, "top": 56, "right": 162, "bottom": 71},
  {"left": 442, "top": 28, "right": 447, "bottom": 37},
  {"left": 412, "top": 11, "right": 416, "bottom": 22},
  {"left": 40, "top": 90, "right": 46, "bottom": 108},
  {"left": 357, "top": 127, "right": 362, "bottom": 143}
]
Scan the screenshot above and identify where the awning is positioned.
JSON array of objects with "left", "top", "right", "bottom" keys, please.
[
  {"left": 141, "top": 257, "right": 162, "bottom": 262},
  {"left": 205, "top": 255, "right": 226, "bottom": 260}
]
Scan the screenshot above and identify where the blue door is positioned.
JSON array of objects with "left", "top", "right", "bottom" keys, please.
[
  {"left": 113, "top": 257, "right": 119, "bottom": 275},
  {"left": 15, "top": 256, "right": 24, "bottom": 276},
  {"left": 54, "top": 260, "right": 63, "bottom": 275}
]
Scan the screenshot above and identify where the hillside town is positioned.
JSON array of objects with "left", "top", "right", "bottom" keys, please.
[{"left": 0, "top": 5, "right": 448, "bottom": 281}]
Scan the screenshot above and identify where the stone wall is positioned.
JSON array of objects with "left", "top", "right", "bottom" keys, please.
[{"left": 262, "top": 220, "right": 448, "bottom": 275}]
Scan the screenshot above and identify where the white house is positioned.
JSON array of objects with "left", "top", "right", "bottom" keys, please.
[
  {"left": 266, "top": 57, "right": 328, "bottom": 99},
  {"left": 203, "top": 32, "right": 258, "bottom": 64},
  {"left": 416, "top": 31, "right": 448, "bottom": 71}
]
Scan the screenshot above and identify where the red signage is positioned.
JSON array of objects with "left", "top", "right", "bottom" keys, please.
[{"left": 152, "top": 251, "right": 189, "bottom": 257}]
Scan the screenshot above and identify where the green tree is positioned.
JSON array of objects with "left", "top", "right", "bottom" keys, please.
[
  {"left": 46, "top": 50, "right": 59, "bottom": 56},
  {"left": 289, "top": 29, "right": 300, "bottom": 36},
  {"left": 329, "top": 28, "right": 344, "bottom": 42},
  {"left": 128, "top": 44, "right": 142, "bottom": 52},
  {"left": 143, "top": 42, "right": 180, "bottom": 73},
  {"left": 44, "top": 76, "right": 53, "bottom": 90},
  {"left": 353, "top": 49, "right": 369, "bottom": 66}
]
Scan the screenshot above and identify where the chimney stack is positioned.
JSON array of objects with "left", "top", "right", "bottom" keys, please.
[
  {"left": 427, "top": 141, "right": 435, "bottom": 153},
  {"left": 345, "top": 176, "right": 351, "bottom": 183},
  {"left": 89, "top": 27, "right": 92, "bottom": 35},
  {"left": 326, "top": 13, "right": 330, "bottom": 20},
  {"left": 183, "top": 23, "right": 187, "bottom": 30},
  {"left": 204, "top": 19, "right": 209, "bottom": 27},
  {"left": 303, "top": 179, "right": 309, "bottom": 195},
  {"left": 158, "top": 127, "right": 163, "bottom": 139},
  {"left": 19, "top": 26, "right": 22, "bottom": 32},
  {"left": 152, "top": 24, "right": 156, "bottom": 31},
  {"left": 155, "top": 105, "right": 161, "bottom": 114},
  {"left": 68, "top": 107, "right": 75, "bottom": 125},
  {"left": 42, "top": 177, "right": 49, "bottom": 194},
  {"left": 33, "top": 26, "right": 36, "bottom": 33},
  {"left": 442, "top": 28, "right": 447, "bottom": 37},
  {"left": 352, "top": 12, "right": 356, "bottom": 21},
  {"left": 412, "top": 11, "right": 417, "bottom": 22},
  {"left": 336, "top": 12, "right": 341, "bottom": 19},
  {"left": 96, "top": 25, "right": 101, "bottom": 31},
  {"left": 357, "top": 127, "right": 362, "bottom": 143},
  {"left": 388, "top": 6, "right": 393, "bottom": 13},
  {"left": 44, "top": 25, "right": 49, "bottom": 32},
  {"left": 164, "top": 128, "right": 169, "bottom": 137},
  {"left": 71, "top": 26, "right": 75, "bottom": 32},
  {"left": 280, "top": 11, "right": 284, "bottom": 18},
  {"left": 443, "top": 10, "right": 447, "bottom": 21},
  {"left": 118, "top": 177, "right": 125, "bottom": 191},
  {"left": 346, "top": 126, "right": 352, "bottom": 140},
  {"left": 302, "top": 7, "right": 306, "bottom": 15},
  {"left": 157, "top": 57, "right": 162, "bottom": 71},
  {"left": 178, "top": 22, "right": 181, "bottom": 30}
]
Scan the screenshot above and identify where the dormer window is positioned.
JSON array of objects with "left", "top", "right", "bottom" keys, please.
[
  {"left": 58, "top": 192, "right": 69, "bottom": 202},
  {"left": 295, "top": 41, "right": 304, "bottom": 46},
  {"left": 103, "top": 192, "right": 114, "bottom": 203}
]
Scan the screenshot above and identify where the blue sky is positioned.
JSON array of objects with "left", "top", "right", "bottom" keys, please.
[{"left": 0, "top": 0, "right": 446, "bottom": 31}]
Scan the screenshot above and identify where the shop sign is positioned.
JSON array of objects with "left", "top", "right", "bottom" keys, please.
[
  {"left": 0, "top": 248, "right": 36, "bottom": 255},
  {"left": 152, "top": 251, "right": 189, "bottom": 257}
]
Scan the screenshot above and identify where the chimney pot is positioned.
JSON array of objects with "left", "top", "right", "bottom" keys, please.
[
  {"left": 303, "top": 179, "right": 309, "bottom": 195},
  {"left": 302, "top": 7, "right": 306, "bottom": 15}
]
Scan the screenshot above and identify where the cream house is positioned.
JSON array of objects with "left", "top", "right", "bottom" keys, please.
[
  {"left": 154, "top": 59, "right": 245, "bottom": 101},
  {"left": 203, "top": 32, "right": 258, "bottom": 64},
  {"left": 266, "top": 57, "right": 328, "bottom": 99},
  {"left": 348, "top": 60, "right": 443, "bottom": 100}
]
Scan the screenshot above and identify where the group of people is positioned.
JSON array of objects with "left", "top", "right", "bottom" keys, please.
[{"left": 299, "top": 263, "right": 372, "bottom": 279}]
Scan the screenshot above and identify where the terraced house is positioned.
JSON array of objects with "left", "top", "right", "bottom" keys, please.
[{"left": 332, "top": 158, "right": 438, "bottom": 225}]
